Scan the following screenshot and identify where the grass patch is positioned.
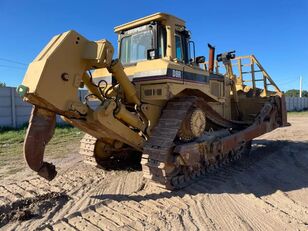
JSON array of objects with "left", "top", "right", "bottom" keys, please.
[
  {"left": 0, "top": 124, "right": 82, "bottom": 146},
  {"left": 287, "top": 111, "right": 308, "bottom": 117},
  {"left": 0, "top": 124, "right": 84, "bottom": 179},
  {"left": 0, "top": 129, "right": 26, "bottom": 145}
]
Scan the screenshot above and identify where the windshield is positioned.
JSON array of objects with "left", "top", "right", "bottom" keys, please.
[{"left": 120, "top": 30, "right": 153, "bottom": 65}]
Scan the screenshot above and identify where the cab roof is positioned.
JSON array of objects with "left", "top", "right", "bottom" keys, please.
[{"left": 114, "top": 12, "right": 185, "bottom": 33}]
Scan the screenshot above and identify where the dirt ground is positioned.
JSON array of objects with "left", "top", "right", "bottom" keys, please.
[{"left": 0, "top": 114, "right": 307, "bottom": 231}]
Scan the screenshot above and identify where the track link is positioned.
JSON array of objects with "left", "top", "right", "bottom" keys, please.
[{"left": 79, "top": 134, "right": 98, "bottom": 166}]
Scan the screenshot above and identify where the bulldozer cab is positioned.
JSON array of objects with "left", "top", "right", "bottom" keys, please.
[
  {"left": 115, "top": 13, "right": 190, "bottom": 63},
  {"left": 92, "top": 12, "right": 209, "bottom": 89}
]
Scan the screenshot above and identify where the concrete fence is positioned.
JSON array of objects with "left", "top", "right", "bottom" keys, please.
[
  {"left": 285, "top": 97, "right": 308, "bottom": 112},
  {"left": 0, "top": 87, "right": 307, "bottom": 128},
  {"left": 0, "top": 87, "right": 98, "bottom": 128}
]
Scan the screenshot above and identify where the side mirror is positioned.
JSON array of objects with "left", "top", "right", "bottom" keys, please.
[
  {"left": 195, "top": 56, "right": 205, "bottom": 64},
  {"left": 147, "top": 49, "right": 158, "bottom": 60}
]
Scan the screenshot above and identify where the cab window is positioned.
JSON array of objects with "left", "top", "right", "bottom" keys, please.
[
  {"left": 175, "top": 34, "right": 183, "bottom": 61},
  {"left": 120, "top": 30, "right": 153, "bottom": 65}
]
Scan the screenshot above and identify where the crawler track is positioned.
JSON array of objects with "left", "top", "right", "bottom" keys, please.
[
  {"left": 79, "top": 134, "right": 99, "bottom": 166},
  {"left": 141, "top": 97, "right": 249, "bottom": 189},
  {"left": 79, "top": 135, "right": 141, "bottom": 170}
]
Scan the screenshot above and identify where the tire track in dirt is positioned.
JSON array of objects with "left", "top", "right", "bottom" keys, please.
[
  {"left": 0, "top": 166, "right": 104, "bottom": 206},
  {"left": 235, "top": 143, "right": 308, "bottom": 228},
  {"left": 0, "top": 164, "right": 145, "bottom": 230}
]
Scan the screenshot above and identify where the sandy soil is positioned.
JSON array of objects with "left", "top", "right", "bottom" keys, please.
[{"left": 0, "top": 115, "right": 307, "bottom": 230}]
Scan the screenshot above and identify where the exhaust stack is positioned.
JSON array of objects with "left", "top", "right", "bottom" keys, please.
[{"left": 208, "top": 43, "right": 215, "bottom": 74}]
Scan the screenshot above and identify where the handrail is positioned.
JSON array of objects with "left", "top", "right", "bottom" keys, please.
[{"left": 203, "top": 55, "right": 282, "bottom": 96}]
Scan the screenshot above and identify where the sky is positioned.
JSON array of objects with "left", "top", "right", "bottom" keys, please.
[{"left": 0, "top": 0, "right": 307, "bottom": 92}]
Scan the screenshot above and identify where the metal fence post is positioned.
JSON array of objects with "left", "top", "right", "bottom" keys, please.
[{"left": 10, "top": 87, "right": 17, "bottom": 128}]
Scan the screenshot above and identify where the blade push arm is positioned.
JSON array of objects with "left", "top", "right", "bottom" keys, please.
[{"left": 18, "top": 30, "right": 114, "bottom": 116}]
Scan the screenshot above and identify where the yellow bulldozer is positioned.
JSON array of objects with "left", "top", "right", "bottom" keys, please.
[{"left": 17, "top": 13, "right": 287, "bottom": 189}]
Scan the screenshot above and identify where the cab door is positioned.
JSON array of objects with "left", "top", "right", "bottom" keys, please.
[{"left": 174, "top": 31, "right": 208, "bottom": 84}]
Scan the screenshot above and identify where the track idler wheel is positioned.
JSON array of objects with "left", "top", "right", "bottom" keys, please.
[
  {"left": 178, "top": 108, "right": 206, "bottom": 141},
  {"left": 24, "top": 106, "right": 57, "bottom": 181}
]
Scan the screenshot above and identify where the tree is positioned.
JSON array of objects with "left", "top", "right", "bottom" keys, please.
[
  {"left": 285, "top": 89, "right": 299, "bottom": 97},
  {"left": 285, "top": 89, "right": 308, "bottom": 97},
  {"left": 303, "top": 90, "right": 308, "bottom": 97},
  {"left": 0, "top": 82, "right": 6, "bottom": 87}
]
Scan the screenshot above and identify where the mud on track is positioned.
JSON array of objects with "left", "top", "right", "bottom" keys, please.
[{"left": 1, "top": 115, "right": 308, "bottom": 230}]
